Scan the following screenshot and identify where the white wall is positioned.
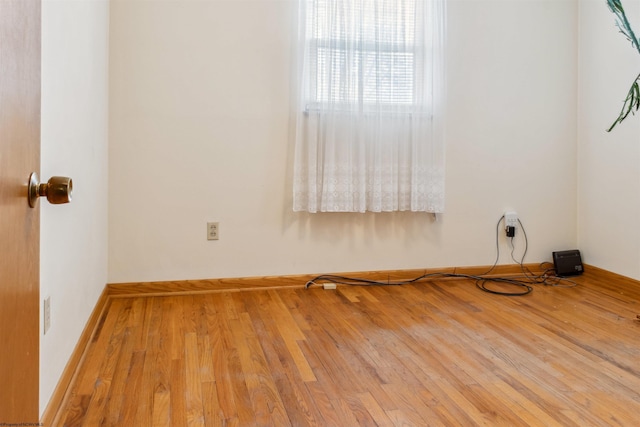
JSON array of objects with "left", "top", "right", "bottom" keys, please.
[
  {"left": 40, "top": 0, "right": 109, "bottom": 415},
  {"left": 578, "top": 0, "right": 640, "bottom": 279},
  {"left": 109, "top": 0, "right": 578, "bottom": 284}
]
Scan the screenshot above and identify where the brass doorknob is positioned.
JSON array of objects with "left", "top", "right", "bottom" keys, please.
[{"left": 28, "top": 172, "right": 73, "bottom": 208}]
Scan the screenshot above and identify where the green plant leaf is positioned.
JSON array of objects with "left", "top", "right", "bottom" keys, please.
[
  {"left": 607, "top": 73, "right": 640, "bottom": 132},
  {"left": 607, "top": 0, "right": 640, "bottom": 54},
  {"left": 607, "top": 0, "right": 640, "bottom": 131}
]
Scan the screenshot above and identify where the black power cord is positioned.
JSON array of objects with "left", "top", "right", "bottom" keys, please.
[{"left": 304, "top": 215, "right": 578, "bottom": 296}]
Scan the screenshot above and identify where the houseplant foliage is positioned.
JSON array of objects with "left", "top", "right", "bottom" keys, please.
[{"left": 607, "top": 0, "right": 640, "bottom": 131}]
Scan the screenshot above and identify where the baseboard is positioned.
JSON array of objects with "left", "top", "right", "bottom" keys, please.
[
  {"left": 107, "top": 263, "right": 544, "bottom": 298},
  {"left": 40, "top": 286, "right": 111, "bottom": 427}
]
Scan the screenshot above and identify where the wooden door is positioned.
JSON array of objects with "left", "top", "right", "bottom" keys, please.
[{"left": 0, "top": 0, "right": 41, "bottom": 423}]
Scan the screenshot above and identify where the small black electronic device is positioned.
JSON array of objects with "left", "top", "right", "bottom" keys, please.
[{"left": 552, "top": 250, "right": 584, "bottom": 276}]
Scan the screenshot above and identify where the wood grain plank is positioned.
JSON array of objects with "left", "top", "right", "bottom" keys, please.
[
  {"left": 201, "top": 381, "right": 223, "bottom": 427},
  {"left": 169, "top": 357, "right": 188, "bottom": 427},
  {"left": 79, "top": 299, "right": 133, "bottom": 424},
  {"left": 74, "top": 298, "right": 129, "bottom": 396},
  {"left": 152, "top": 384, "right": 171, "bottom": 427},
  {"left": 209, "top": 293, "right": 253, "bottom": 424},
  {"left": 116, "top": 350, "right": 146, "bottom": 426},
  {"left": 103, "top": 326, "right": 136, "bottom": 425},
  {"left": 264, "top": 290, "right": 316, "bottom": 382},
  {"left": 151, "top": 296, "right": 177, "bottom": 427},
  {"left": 133, "top": 298, "right": 165, "bottom": 426},
  {"left": 184, "top": 332, "right": 205, "bottom": 426},
  {"left": 207, "top": 296, "right": 238, "bottom": 421},
  {"left": 237, "top": 311, "right": 290, "bottom": 426},
  {"left": 244, "top": 292, "right": 323, "bottom": 426},
  {"left": 357, "top": 392, "right": 395, "bottom": 427}
]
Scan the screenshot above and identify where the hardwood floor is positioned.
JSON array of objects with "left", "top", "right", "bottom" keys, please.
[{"left": 56, "top": 268, "right": 640, "bottom": 426}]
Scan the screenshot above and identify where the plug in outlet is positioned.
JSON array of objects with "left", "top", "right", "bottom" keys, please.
[
  {"left": 207, "top": 222, "right": 219, "bottom": 240},
  {"left": 44, "top": 296, "right": 51, "bottom": 335},
  {"left": 504, "top": 211, "right": 518, "bottom": 237}
]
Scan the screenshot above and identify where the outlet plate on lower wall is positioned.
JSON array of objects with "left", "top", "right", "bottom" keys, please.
[{"left": 44, "top": 296, "right": 51, "bottom": 334}]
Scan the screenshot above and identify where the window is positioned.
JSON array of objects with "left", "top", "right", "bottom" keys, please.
[
  {"left": 293, "top": 0, "right": 446, "bottom": 213},
  {"left": 309, "top": 0, "right": 419, "bottom": 109}
]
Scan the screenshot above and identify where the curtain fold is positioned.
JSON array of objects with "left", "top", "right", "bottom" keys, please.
[{"left": 293, "top": 0, "right": 446, "bottom": 213}]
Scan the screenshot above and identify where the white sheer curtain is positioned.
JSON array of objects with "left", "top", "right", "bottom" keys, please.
[{"left": 293, "top": 0, "right": 446, "bottom": 213}]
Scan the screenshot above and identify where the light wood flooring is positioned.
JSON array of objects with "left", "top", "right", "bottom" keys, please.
[{"left": 56, "top": 268, "right": 640, "bottom": 426}]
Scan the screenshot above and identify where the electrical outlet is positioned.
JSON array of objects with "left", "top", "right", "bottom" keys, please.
[
  {"left": 504, "top": 211, "right": 518, "bottom": 229},
  {"left": 207, "top": 222, "right": 219, "bottom": 240},
  {"left": 44, "top": 296, "right": 51, "bottom": 335}
]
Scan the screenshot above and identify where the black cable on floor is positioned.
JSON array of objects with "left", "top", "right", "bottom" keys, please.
[{"left": 304, "top": 215, "right": 577, "bottom": 296}]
